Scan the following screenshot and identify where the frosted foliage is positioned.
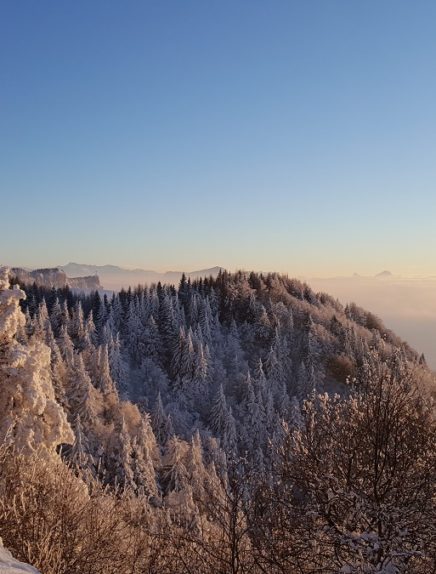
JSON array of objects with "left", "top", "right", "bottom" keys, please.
[
  {"left": 0, "top": 268, "right": 73, "bottom": 454},
  {"left": 0, "top": 269, "right": 25, "bottom": 342}
]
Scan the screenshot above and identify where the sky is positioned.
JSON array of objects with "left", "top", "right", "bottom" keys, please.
[{"left": 1, "top": 1, "right": 436, "bottom": 276}]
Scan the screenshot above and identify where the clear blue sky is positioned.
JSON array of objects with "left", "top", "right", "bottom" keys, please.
[{"left": 1, "top": 1, "right": 435, "bottom": 275}]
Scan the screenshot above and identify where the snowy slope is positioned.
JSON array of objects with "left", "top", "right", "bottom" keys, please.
[{"left": 0, "top": 544, "right": 39, "bottom": 574}]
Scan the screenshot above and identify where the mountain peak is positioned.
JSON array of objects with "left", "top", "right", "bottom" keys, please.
[{"left": 375, "top": 270, "right": 393, "bottom": 278}]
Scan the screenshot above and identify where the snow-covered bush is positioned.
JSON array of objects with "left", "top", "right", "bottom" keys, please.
[{"left": 272, "top": 352, "right": 436, "bottom": 573}]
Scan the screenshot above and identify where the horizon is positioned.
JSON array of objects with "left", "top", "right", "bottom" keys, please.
[{"left": 4, "top": 258, "right": 436, "bottom": 281}]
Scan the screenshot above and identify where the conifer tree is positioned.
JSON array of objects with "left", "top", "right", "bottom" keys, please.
[
  {"left": 109, "top": 416, "right": 135, "bottom": 488},
  {"left": 50, "top": 297, "right": 63, "bottom": 337},
  {"left": 69, "top": 414, "right": 93, "bottom": 470},
  {"left": 108, "top": 332, "right": 129, "bottom": 393},
  {"left": 58, "top": 324, "right": 74, "bottom": 366},
  {"left": 209, "top": 384, "right": 236, "bottom": 453},
  {"left": 162, "top": 435, "right": 189, "bottom": 494},
  {"left": 0, "top": 267, "right": 73, "bottom": 454},
  {"left": 151, "top": 392, "right": 173, "bottom": 447},
  {"left": 130, "top": 417, "right": 158, "bottom": 496},
  {"left": 66, "top": 353, "right": 99, "bottom": 425},
  {"left": 96, "top": 344, "right": 118, "bottom": 397}
]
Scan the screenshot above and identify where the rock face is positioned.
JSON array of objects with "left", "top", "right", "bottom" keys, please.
[
  {"left": 10, "top": 268, "right": 100, "bottom": 291},
  {"left": 12, "top": 267, "right": 68, "bottom": 288},
  {"left": 0, "top": 542, "right": 40, "bottom": 574}
]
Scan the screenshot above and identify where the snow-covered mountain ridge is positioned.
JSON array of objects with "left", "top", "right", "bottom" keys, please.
[{"left": 0, "top": 267, "right": 434, "bottom": 573}]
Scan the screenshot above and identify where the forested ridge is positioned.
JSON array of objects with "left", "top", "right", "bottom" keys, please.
[{"left": 0, "top": 267, "right": 434, "bottom": 573}]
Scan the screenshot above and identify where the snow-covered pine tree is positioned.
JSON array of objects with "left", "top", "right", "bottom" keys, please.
[{"left": 0, "top": 267, "right": 73, "bottom": 454}]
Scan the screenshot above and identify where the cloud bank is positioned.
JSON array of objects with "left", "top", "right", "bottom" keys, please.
[{"left": 308, "top": 275, "right": 436, "bottom": 369}]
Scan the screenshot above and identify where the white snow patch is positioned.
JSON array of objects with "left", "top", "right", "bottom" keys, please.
[{"left": 0, "top": 542, "right": 40, "bottom": 574}]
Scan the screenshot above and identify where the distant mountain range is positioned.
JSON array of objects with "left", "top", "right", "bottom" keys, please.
[{"left": 59, "top": 263, "right": 224, "bottom": 290}]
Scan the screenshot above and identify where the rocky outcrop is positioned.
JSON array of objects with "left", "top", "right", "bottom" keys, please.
[
  {"left": 12, "top": 267, "right": 68, "bottom": 289},
  {"left": 10, "top": 268, "right": 100, "bottom": 291}
]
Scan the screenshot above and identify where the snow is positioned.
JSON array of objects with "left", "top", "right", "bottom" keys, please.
[
  {"left": 0, "top": 267, "right": 74, "bottom": 453},
  {"left": 0, "top": 542, "right": 40, "bottom": 574}
]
